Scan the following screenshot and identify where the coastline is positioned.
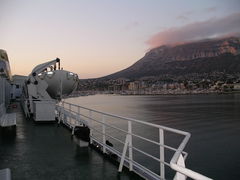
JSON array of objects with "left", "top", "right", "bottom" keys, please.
[{"left": 67, "top": 90, "right": 240, "bottom": 98}]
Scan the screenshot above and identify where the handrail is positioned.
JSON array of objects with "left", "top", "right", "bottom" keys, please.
[
  {"left": 59, "top": 105, "right": 188, "bottom": 154},
  {"left": 61, "top": 101, "right": 189, "bottom": 136},
  {"left": 77, "top": 112, "right": 186, "bottom": 156},
  {"left": 56, "top": 101, "right": 213, "bottom": 180},
  {"left": 170, "top": 134, "right": 213, "bottom": 180}
]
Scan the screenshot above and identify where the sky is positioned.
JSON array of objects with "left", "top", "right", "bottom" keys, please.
[{"left": 1, "top": 0, "right": 240, "bottom": 79}]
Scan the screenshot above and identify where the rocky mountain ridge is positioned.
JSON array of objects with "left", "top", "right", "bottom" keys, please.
[
  {"left": 147, "top": 37, "right": 240, "bottom": 62},
  {"left": 102, "top": 37, "right": 240, "bottom": 79}
]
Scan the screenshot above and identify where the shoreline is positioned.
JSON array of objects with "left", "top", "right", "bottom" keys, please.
[
  {"left": 66, "top": 90, "right": 240, "bottom": 98},
  {"left": 107, "top": 91, "right": 240, "bottom": 96}
]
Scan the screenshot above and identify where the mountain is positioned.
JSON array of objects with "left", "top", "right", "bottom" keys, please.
[{"left": 102, "top": 37, "right": 240, "bottom": 79}]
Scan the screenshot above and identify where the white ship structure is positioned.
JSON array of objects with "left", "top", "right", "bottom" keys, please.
[
  {"left": 21, "top": 58, "right": 78, "bottom": 121},
  {"left": 0, "top": 49, "right": 16, "bottom": 128}
]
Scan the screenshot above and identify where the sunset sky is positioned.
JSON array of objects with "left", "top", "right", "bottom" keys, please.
[{"left": 1, "top": 0, "right": 240, "bottom": 78}]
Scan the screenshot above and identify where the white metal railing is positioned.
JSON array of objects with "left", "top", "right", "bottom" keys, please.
[{"left": 55, "top": 101, "right": 213, "bottom": 180}]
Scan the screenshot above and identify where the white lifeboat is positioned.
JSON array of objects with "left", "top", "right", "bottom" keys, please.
[{"left": 38, "top": 70, "right": 78, "bottom": 99}]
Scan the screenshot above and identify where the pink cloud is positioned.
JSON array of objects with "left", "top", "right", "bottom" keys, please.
[{"left": 146, "top": 12, "right": 240, "bottom": 49}]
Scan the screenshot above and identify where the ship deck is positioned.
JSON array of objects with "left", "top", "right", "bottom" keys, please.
[{"left": 0, "top": 103, "right": 141, "bottom": 180}]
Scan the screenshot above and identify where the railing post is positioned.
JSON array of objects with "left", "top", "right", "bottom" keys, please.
[
  {"left": 72, "top": 126, "right": 75, "bottom": 135},
  {"left": 55, "top": 104, "right": 60, "bottom": 124},
  {"left": 128, "top": 121, "right": 133, "bottom": 171},
  {"left": 58, "top": 108, "right": 61, "bottom": 124},
  {"left": 102, "top": 115, "right": 106, "bottom": 153},
  {"left": 69, "top": 103, "right": 71, "bottom": 112},
  {"left": 118, "top": 134, "right": 130, "bottom": 172},
  {"left": 77, "top": 106, "right": 80, "bottom": 126},
  {"left": 60, "top": 101, "right": 65, "bottom": 124},
  {"left": 159, "top": 128, "right": 165, "bottom": 179},
  {"left": 173, "top": 154, "right": 186, "bottom": 180},
  {"left": 61, "top": 102, "right": 64, "bottom": 123},
  {"left": 77, "top": 106, "right": 81, "bottom": 125},
  {"left": 89, "top": 110, "right": 93, "bottom": 144},
  {"left": 68, "top": 103, "right": 71, "bottom": 126}
]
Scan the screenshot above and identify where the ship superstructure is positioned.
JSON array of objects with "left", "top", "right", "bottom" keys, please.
[{"left": 0, "top": 49, "right": 16, "bottom": 128}]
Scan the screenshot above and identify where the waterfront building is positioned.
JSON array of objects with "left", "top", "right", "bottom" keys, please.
[{"left": 233, "top": 83, "right": 240, "bottom": 91}]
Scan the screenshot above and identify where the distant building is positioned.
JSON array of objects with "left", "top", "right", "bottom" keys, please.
[
  {"left": 222, "top": 83, "right": 233, "bottom": 92},
  {"left": 233, "top": 83, "right": 240, "bottom": 91},
  {"left": 115, "top": 78, "right": 129, "bottom": 84},
  {"left": 128, "top": 81, "right": 140, "bottom": 91},
  {"left": 179, "top": 83, "right": 185, "bottom": 90},
  {"left": 168, "top": 83, "right": 175, "bottom": 89}
]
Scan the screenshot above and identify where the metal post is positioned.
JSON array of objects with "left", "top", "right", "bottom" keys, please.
[
  {"left": 72, "top": 126, "right": 75, "bottom": 135},
  {"left": 128, "top": 121, "right": 133, "bottom": 171},
  {"left": 61, "top": 102, "right": 65, "bottom": 124},
  {"left": 58, "top": 109, "right": 61, "bottom": 124},
  {"left": 102, "top": 115, "right": 106, "bottom": 153},
  {"left": 69, "top": 104, "right": 72, "bottom": 126},
  {"left": 89, "top": 110, "right": 93, "bottom": 144},
  {"left": 159, "top": 128, "right": 165, "bottom": 179},
  {"left": 57, "top": 106, "right": 60, "bottom": 124},
  {"left": 118, "top": 134, "right": 130, "bottom": 172},
  {"left": 77, "top": 106, "right": 80, "bottom": 126},
  {"left": 62, "top": 101, "right": 65, "bottom": 118},
  {"left": 2, "top": 78, "right": 5, "bottom": 105}
]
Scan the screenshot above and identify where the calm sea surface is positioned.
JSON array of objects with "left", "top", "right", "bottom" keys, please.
[{"left": 67, "top": 94, "right": 240, "bottom": 180}]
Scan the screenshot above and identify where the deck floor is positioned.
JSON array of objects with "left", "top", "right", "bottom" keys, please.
[{"left": 0, "top": 103, "right": 141, "bottom": 180}]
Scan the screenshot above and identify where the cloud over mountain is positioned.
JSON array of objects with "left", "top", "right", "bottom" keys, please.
[{"left": 146, "top": 13, "right": 240, "bottom": 49}]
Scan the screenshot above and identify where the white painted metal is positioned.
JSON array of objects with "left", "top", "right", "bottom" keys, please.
[
  {"left": 56, "top": 101, "right": 213, "bottom": 180},
  {"left": 0, "top": 113, "right": 16, "bottom": 127},
  {"left": 22, "top": 58, "right": 78, "bottom": 121},
  {"left": 89, "top": 110, "right": 93, "bottom": 144},
  {"left": 118, "top": 134, "right": 130, "bottom": 172},
  {"left": 42, "top": 70, "right": 78, "bottom": 98},
  {"left": 77, "top": 106, "right": 80, "bottom": 124},
  {"left": 2, "top": 78, "right": 5, "bottom": 105},
  {"left": 171, "top": 163, "right": 212, "bottom": 180},
  {"left": 159, "top": 129, "right": 165, "bottom": 179},
  {"left": 102, "top": 115, "right": 106, "bottom": 153},
  {"left": 0, "top": 168, "right": 11, "bottom": 180},
  {"left": 33, "top": 101, "right": 55, "bottom": 121},
  {"left": 128, "top": 121, "right": 133, "bottom": 171},
  {"left": 0, "top": 77, "right": 16, "bottom": 127},
  {"left": 173, "top": 154, "right": 186, "bottom": 180}
]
